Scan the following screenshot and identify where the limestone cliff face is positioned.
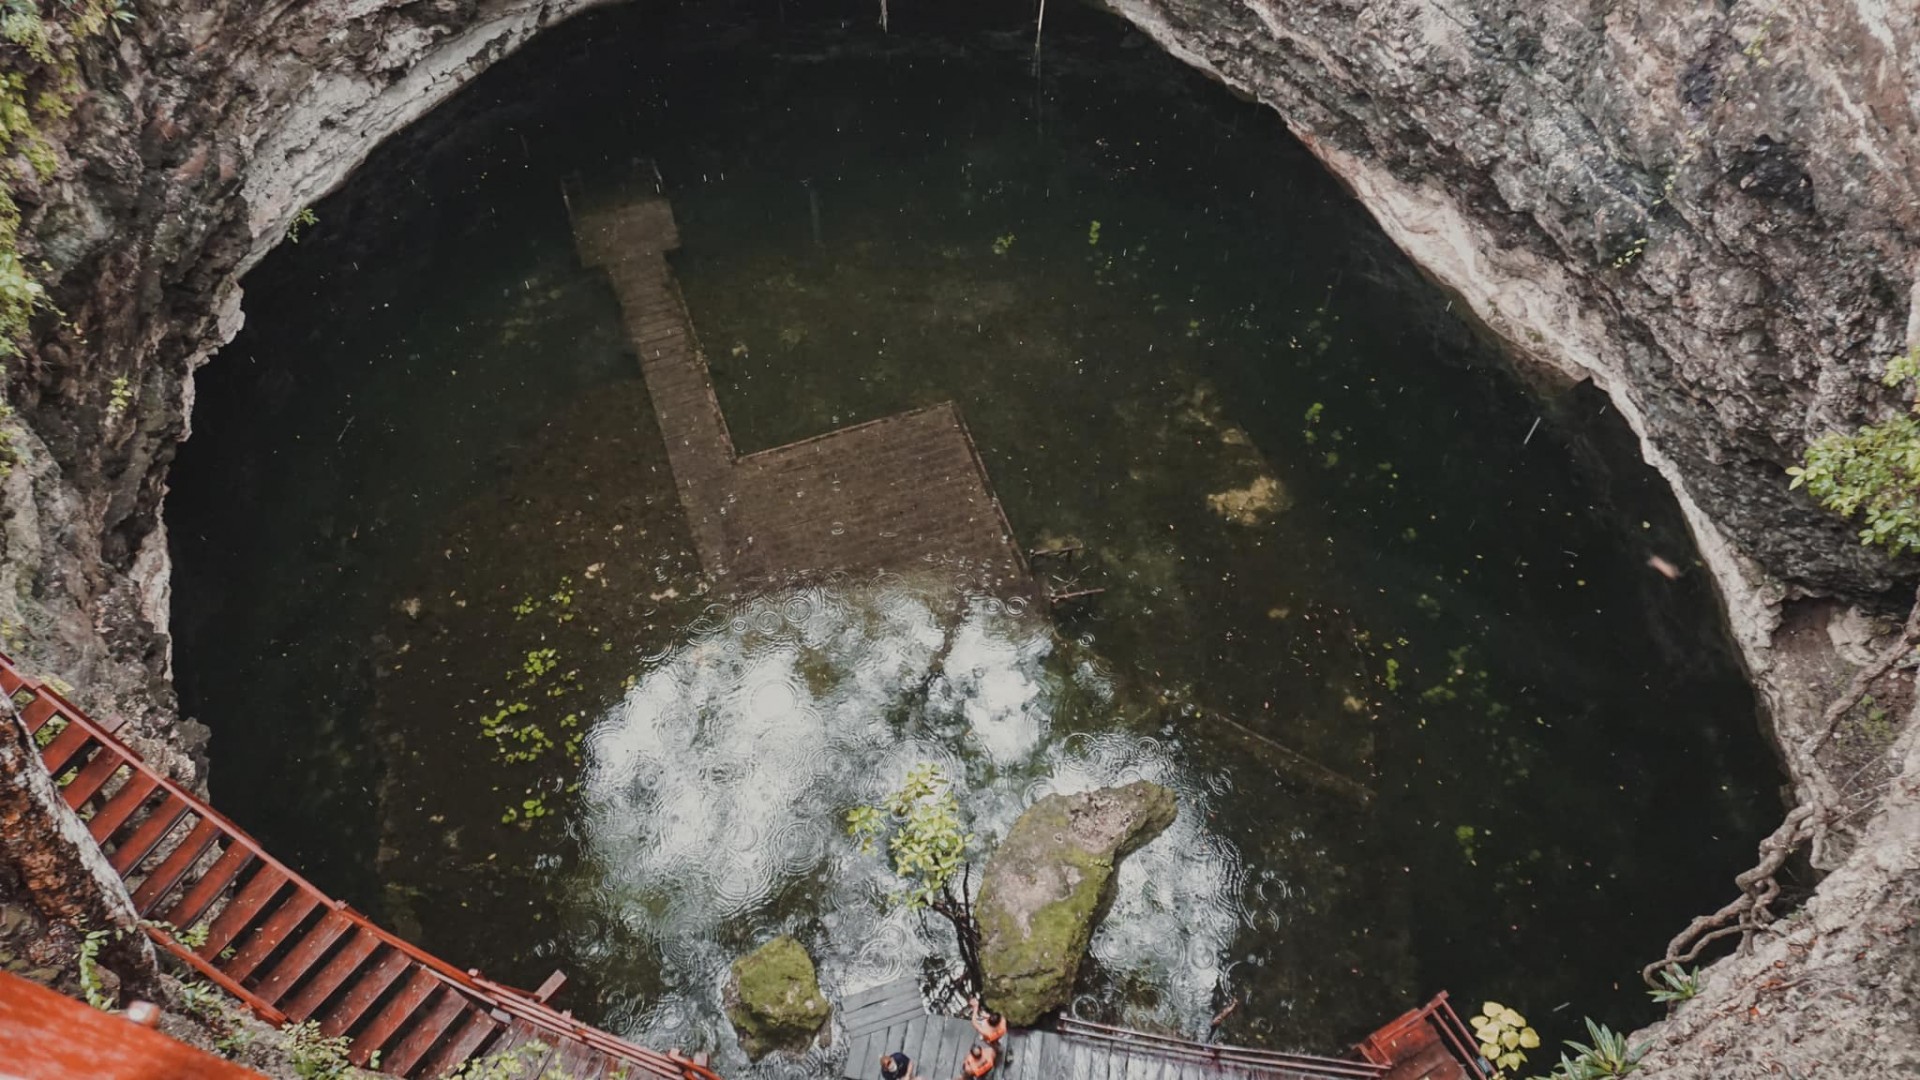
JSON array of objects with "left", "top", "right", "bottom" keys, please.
[
  {"left": 1095, "top": 0, "right": 1918, "bottom": 636},
  {"left": 1, "top": 0, "right": 614, "bottom": 752}
]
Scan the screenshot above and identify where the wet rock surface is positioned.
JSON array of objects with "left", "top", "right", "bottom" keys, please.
[
  {"left": 725, "top": 935, "right": 830, "bottom": 1060},
  {"left": 976, "top": 781, "right": 1178, "bottom": 1026}
]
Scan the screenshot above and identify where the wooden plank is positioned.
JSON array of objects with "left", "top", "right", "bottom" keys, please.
[
  {"left": 87, "top": 773, "right": 159, "bottom": 845},
  {"left": 350, "top": 967, "right": 442, "bottom": 1063},
  {"left": 844, "top": 979, "right": 914, "bottom": 1012},
  {"left": 845, "top": 1029, "right": 876, "bottom": 1080},
  {"left": 198, "top": 864, "right": 290, "bottom": 958},
  {"left": 850, "top": 997, "right": 929, "bottom": 1038},
  {"left": 60, "top": 748, "right": 125, "bottom": 808},
  {"left": 485, "top": 1019, "right": 560, "bottom": 1080},
  {"left": 255, "top": 909, "right": 355, "bottom": 1006},
  {"left": 18, "top": 694, "right": 59, "bottom": 735},
  {"left": 222, "top": 889, "right": 322, "bottom": 981},
  {"left": 318, "top": 949, "right": 412, "bottom": 1036},
  {"left": 130, "top": 817, "right": 221, "bottom": 915},
  {"left": 38, "top": 718, "right": 93, "bottom": 773},
  {"left": 163, "top": 844, "right": 253, "bottom": 930},
  {"left": 282, "top": 928, "right": 382, "bottom": 1021},
  {"left": 932, "top": 1018, "right": 963, "bottom": 1080},
  {"left": 899, "top": 1018, "right": 929, "bottom": 1077},
  {"left": 382, "top": 988, "right": 475, "bottom": 1076},
  {"left": 420, "top": 1010, "right": 502, "bottom": 1079},
  {"left": 546, "top": 1038, "right": 607, "bottom": 1080},
  {"left": 106, "top": 794, "right": 191, "bottom": 874}
]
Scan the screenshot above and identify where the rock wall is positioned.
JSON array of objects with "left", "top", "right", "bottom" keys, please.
[{"left": 1, "top": 0, "right": 617, "bottom": 757}]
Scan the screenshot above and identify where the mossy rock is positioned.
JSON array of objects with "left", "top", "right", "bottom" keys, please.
[
  {"left": 725, "top": 936, "right": 830, "bottom": 1060},
  {"left": 976, "top": 781, "right": 1178, "bottom": 1026}
]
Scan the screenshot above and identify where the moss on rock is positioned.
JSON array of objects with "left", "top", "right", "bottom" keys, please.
[
  {"left": 975, "top": 781, "right": 1178, "bottom": 1026},
  {"left": 725, "top": 935, "right": 830, "bottom": 1060}
]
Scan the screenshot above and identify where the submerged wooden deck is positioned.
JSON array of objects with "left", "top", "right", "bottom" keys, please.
[
  {"left": 4, "top": 655, "right": 720, "bottom": 1080},
  {"left": 570, "top": 190, "right": 1033, "bottom": 600},
  {"left": 835, "top": 980, "right": 1464, "bottom": 1080}
]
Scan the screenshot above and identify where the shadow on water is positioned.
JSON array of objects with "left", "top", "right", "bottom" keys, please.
[{"left": 168, "top": 0, "right": 1782, "bottom": 1066}]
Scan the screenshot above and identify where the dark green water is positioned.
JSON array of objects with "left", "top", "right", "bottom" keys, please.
[{"left": 169, "top": 1, "right": 1779, "bottom": 1069}]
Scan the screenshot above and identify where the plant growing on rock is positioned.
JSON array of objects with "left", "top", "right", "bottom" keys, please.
[
  {"left": 1647, "top": 963, "right": 1702, "bottom": 1004},
  {"left": 847, "top": 762, "right": 984, "bottom": 995},
  {"left": 1531, "top": 1018, "right": 1647, "bottom": 1080},
  {"left": 1789, "top": 348, "right": 1920, "bottom": 556}
]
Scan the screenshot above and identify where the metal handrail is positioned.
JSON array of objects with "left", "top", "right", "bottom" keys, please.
[
  {"left": 1056, "top": 1016, "right": 1388, "bottom": 1079},
  {"left": 0, "top": 654, "right": 721, "bottom": 1080}
]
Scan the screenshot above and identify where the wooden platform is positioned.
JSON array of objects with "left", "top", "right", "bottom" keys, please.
[
  {"left": 836, "top": 980, "right": 1403, "bottom": 1080},
  {"left": 570, "top": 192, "right": 1034, "bottom": 600},
  {"left": 839, "top": 980, "right": 1062, "bottom": 1080},
  {"left": 3, "top": 655, "right": 721, "bottom": 1080}
]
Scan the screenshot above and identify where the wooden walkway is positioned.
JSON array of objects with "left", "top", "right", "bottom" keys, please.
[
  {"left": 2, "top": 654, "right": 721, "bottom": 1080},
  {"left": 835, "top": 980, "right": 1455, "bottom": 1080},
  {"left": 569, "top": 187, "right": 1034, "bottom": 601}
]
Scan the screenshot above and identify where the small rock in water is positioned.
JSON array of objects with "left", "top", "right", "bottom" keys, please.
[
  {"left": 1207, "top": 474, "right": 1288, "bottom": 525},
  {"left": 725, "top": 935, "right": 830, "bottom": 1060}
]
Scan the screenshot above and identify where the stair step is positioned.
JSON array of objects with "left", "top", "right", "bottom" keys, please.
[
  {"left": 223, "top": 889, "right": 322, "bottom": 982},
  {"left": 88, "top": 773, "right": 161, "bottom": 844},
  {"left": 349, "top": 967, "right": 442, "bottom": 1063},
  {"left": 107, "top": 794, "right": 191, "bottom": 874},
  {"left": 199, "top": 865, "right": 290, "bottom": 959},
  {"left": 381, "top": 988, "right": 476, "bottom": 1075},
  {"left": 320, "top": 950, "right": 413, "bottom": 1036},
  {"left": 256, "top": 910, "right": 354, "bottom": 1006},
  {"left": 281, "top": 929, "right": 381, "bottom": 1022},
  {"left": 131, "top": 817, "right": 222, "bottom": 916},
  {"left": 40, "top": 720, "right": 95, "bottom": 773},
  {"left": 418, "top": 1009, "right": 501, "bottom": 1079},
  {"left": 164, "top": 844, "right": 254, "bottom": 930},
  {"left": 18, "top": 695, "right": 60, "bottom": 736},
  {"left": 60, "top": 748, "right": 126, "bottom": 808}
]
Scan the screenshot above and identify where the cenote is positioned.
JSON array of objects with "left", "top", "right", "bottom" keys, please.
[{"left": 168, "top": 0, "right": 1781, "bottom": 1068}]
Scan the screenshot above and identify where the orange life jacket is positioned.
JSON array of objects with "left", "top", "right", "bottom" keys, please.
[
  {"left": 963, "top": 1047, "right": 998, "bottom": 1078},
  {"left": 973, "top": 1015, "right": 1008, "bottom": 1044}
]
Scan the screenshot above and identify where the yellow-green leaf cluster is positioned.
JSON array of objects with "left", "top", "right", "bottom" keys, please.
[
  {"left": 845, "top": 762, "right": 974, "bottom": 910},
  {"left": 1469, "top": 1001, "right": 1539, "bottom": 1077}
]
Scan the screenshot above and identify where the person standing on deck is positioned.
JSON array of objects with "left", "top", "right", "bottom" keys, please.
[
  {"left": 959, "top": 1042, "right": 998, "bottom": 1080},
  {"left": 881, "top": 1051, "right": 917, "bottom": 1080},
  {"left": 968, "top": 998, "right": 1007, "bottom": 1048}
]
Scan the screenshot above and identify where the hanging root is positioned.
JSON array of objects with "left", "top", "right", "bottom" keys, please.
[
  {"left": 1809, "top": 585, "right": 1920, "bottom": 752},
  {"left": 1642, "top": 804, "right": 1817, "bottom": 988},
  {"left": 1642, "top": 585, "right": 1919, "bottom": 990}
]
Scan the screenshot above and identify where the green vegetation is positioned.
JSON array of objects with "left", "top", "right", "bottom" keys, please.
[
  {"left": 104, "top": 374, "right": 130, "bottom": 419},
  {"left": 284, "top": 206, "right": 318, "bottom": 244},
  {"left": 846, "top": 761, "right": 972, "bottom": 909},
  {"left": 1789, "top": 349, "right": 1920, "bottom": 555},
  {"left": 282, "top": 1019, "right": 371, "bottom": 1078},
  {"left": 75, "top": 926, "right": 113, "bottom": 1009},
  {"left": 1535, "top": 1018, "right": 1647, "bottom": 1079},
  {"left": 0, "top": 1, "right": 134, "bottom": 351},
  {"left": 442, "top": 1040, "right": 551, "bottom": 1079},
  {"left": 1647, "top": 963, "right": 1702, "bottom": 1004},
  {"left": 1468, "top": 1001, "right": 1538, "bottom": 1077}
]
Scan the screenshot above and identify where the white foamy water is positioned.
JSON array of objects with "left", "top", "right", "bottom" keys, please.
[{"left": 569, "top": 576, "right": 1249, "bottom": 1071}]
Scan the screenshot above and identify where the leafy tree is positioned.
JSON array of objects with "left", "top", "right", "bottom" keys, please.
[
  {"left": 847, "top": 763, "right": 984, "bottom": 995},
  {"left": 1791, "top": 348, "right": 1920, "bottom": 556}
]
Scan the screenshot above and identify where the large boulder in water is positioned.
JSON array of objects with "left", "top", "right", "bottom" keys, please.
[
  {"left": 725, "top": 936, "right": 830, "bottom": 1059},
  {"left": 976, "top": 781, "right": 1178, "bottom": 1025}
]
